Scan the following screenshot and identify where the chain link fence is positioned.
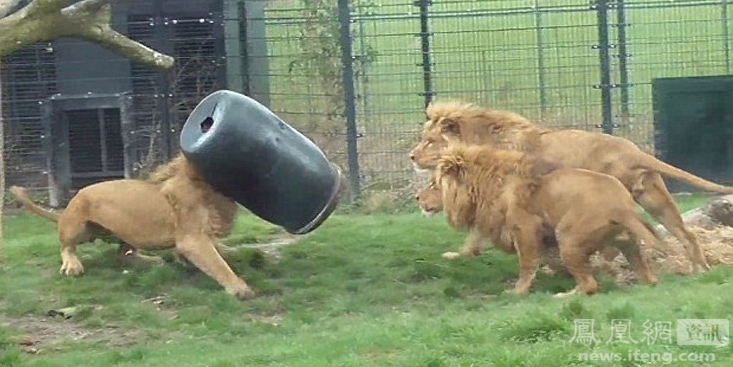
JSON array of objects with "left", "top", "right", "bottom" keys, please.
[{"left": 2, "top": 0, "right": 731, "bottom": 206}]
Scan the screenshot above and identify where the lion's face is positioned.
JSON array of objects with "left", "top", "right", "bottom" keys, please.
[
  {"left": 416, "top": 178, "right": 443, "bottom": 217},
  {"left": 409, "top": 120, "right": 451, "bottom": 171}
]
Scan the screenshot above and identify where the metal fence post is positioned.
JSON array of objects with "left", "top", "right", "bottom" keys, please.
[
  {"left": 237, "top": 1, "right": 251, "bottom": 96},
  {"left": 723, "top": 0, "right": 731, "bottom": 73},
  {"left": 594, "top": 0, "right": 615, "bottom": 135},
  {"left": 616, "top": 0, "right": 631, "bottom": 126},
  {"left": 153, "top": 0, "right": 172, "bottom": 159},
  {"left": 212, "top": 1, "right": 227, "bottom": 92},
  {"left": 415, "top": 0, "right": 434, "bottom": 108},
  {"left": 534, "top": 0, "right": 547, "bottom": 121},
  {"left": 355, "top": 0, "right": 371, "bottom": 127},
  {"left": 338, "top": 0, "right": 361, "bottom": 200}
]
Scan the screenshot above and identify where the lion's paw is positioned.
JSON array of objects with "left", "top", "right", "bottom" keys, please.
[
  {"left": 441, "top": 252, "right": 462, "bottom": 260},
  {"left": 512, "top": 283, "right": 532, "bottom": 295},
  {"left": 60, "top": 258, "right": 84, "bottom": 276},
  {"left": 226, "top": 283, "right": 256, "bottom": 300}
]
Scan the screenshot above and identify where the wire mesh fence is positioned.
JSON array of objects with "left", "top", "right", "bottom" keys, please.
[
  {"left": 1, "top": 0, "right": 225, "bottom": 205},
  {"left": 2, "top": 0, "right": 732, "bottom": 206}
]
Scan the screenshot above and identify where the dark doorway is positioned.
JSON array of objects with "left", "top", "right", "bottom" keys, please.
[
  {"left": 653, "top": 76, "right": 733, "bottom": 193},
  {"left": 43, "top": 93, "right": 134, "bottom": 206},
  {"left": 66, "top": 108, "right": 125, "bottom": 189}
]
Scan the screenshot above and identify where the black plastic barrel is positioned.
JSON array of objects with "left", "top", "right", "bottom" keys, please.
[{"left": 179, "top": 90, "right": 346, "bottom": 234}]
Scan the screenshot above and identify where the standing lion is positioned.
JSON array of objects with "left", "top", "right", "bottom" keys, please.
[
  {"left": 410, "top": 101, "right": 731, "bottom": 273},
  {"left": 433, "top": 144, "right": 662, "bottom": 296}
]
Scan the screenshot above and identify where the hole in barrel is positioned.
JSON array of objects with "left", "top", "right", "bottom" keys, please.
[{"left": 200, "top": 117, "right": 214, "bottom": 133}]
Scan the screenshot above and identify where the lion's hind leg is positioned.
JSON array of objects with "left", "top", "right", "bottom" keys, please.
[
  {"left": 634, "top": 172, "right": 710, "bottom": 273},
  {"left": 614, "top": 216, "right": 660, "bottom": 286},
  {"left": 612, "top": 239, "right": 658, "bottom": 286},
  {"left": 555, "top": 229, "right": 600, "bottom": 297},
  {"left": 57, "top": 216, "right": 93, "bottom": 276}
]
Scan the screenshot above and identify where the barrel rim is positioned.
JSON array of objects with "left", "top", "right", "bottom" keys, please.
[{"left": 287, "top": 163, "right": 346, "bottom": 235}]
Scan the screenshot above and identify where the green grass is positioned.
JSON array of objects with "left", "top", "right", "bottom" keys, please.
[
  {"left": 675, "top": 193, "right": 713, "bottom": 214},
  {"left": 1, "top": 196, "right": 731, "bottom": 367}
]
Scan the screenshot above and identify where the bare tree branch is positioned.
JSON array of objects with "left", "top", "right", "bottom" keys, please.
[
  {"left": 66, "top": 2, "right": 173, "bottom": 69},
  {"left": 0, "top": 0, "right": 174, "bottom": 70},
  {"left": 82, "top": 26, "right": 173, "bottom": 69},
  {"left": 25, "top": 0, "right": 76, "bottom": 14}
]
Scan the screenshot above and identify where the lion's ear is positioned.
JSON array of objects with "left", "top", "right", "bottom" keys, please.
[
  {"left": 439, "top": 155, "right": 465, "bottom": 178},
  {"left": 438, "top": 118, "right": 460, "bottom": 137}
]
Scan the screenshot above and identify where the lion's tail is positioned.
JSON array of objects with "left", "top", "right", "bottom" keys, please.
[
  {"left": 620, "top": 215, "right": 667, "bottom": 255},
  {"left": 637, "top": 154, "right": 733, "bottom": 194},
  {"left": 9, "top": 186, "right": 60, "bottom": 222}
]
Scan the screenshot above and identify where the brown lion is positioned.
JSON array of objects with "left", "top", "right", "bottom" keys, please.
[
  {"left": 433, "top": 144, "right": 662, "bottom": 296},
  {"left": 416, "top": 177, "right": 569, "bottom": 275},
  {"left": 410, "top": 101, "right": 733, "bottom": 273},
  {"left": 9, "top": 153, "right": 256, "bottom": 300}
]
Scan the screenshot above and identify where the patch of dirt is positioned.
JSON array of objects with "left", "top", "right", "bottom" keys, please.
[
  {"left": 1, "top": 314, "right": 143, "bottom": 355},
  {"left": 592, "top": 224, "right": 733, "bottom": 284}
]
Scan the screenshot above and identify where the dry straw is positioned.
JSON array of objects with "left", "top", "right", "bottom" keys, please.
[{"left": 592, "top": 225, "right": 733, "bottom": 284}]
